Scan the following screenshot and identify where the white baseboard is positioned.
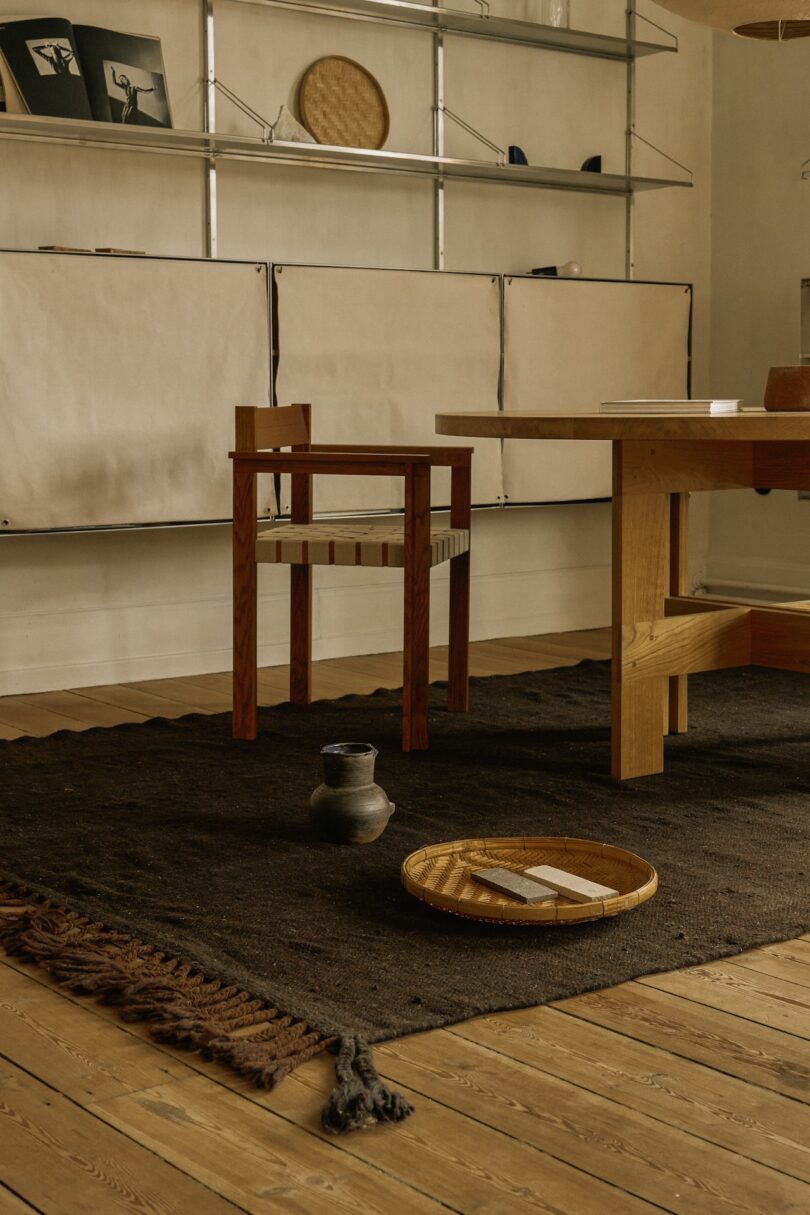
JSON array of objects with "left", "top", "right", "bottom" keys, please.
[
  {"left": 0, "top": 568, "right": 610, "bottom": 695},
  {"left": 700, "top": 558, "right": 810, "bottom": 603}
]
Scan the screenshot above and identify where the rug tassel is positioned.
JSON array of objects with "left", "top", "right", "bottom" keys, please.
[{"left": 321, "top": 1034, "right": 413, "bottom": 1134}]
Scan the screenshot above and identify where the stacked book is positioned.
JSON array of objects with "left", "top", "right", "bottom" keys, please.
[{"left": 600, "top": 399, "right": 742, "bottom": 415}]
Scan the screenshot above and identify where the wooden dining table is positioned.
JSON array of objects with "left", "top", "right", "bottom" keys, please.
[{"left": 435, "top": 409, "right": 810, "bottom": 780}]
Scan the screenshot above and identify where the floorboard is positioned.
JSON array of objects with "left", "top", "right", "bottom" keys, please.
[
  {"left": 0, "top": 1184, "right": 40, "bottom": 1214},
  {"left": 1, "top": 628, "right": 807, "bottom": 1215}
]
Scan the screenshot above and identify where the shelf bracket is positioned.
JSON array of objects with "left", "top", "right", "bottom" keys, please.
[
  {"left": 630, "top": 129, "right": 693, "bottom": 184},
  {"left": 212, "top": 78, "right": 288, "bottom": 143},
  {"left": 440, "top": 105, "right": 506, "bottom": 165},
  {"left": 633, "top": 9, "right": 678, "bottom": 52}
]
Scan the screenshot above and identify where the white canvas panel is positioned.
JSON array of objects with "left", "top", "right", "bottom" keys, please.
[
  {"left": 502, "top": 277, "right": 691, "bottom": 503},
  {"left": 0, "top": 252, "right": 272, "bottom": 530},
  {"left": 274, "top": 265, "right": 503, "bottom": 514}
]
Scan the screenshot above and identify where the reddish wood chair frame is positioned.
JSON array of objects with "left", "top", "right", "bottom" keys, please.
[{"left": 230, "top": 404, "right": 473, "bottom": 751}]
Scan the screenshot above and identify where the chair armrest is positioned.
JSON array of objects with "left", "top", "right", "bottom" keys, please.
[
  {"left": 311, "top": 444, "right": 473, "bottom": 467},
  {"left": 230, "top": 450, "right": 432, "bottom": 476}
]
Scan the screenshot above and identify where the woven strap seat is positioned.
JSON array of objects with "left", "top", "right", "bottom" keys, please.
[{"left": 256, "top": 522, "right": 470, "bottom": 568}]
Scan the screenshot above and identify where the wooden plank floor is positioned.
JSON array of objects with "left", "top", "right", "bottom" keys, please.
[{"left": 1, "top": 629, "right": 809, "bottom": 1215}]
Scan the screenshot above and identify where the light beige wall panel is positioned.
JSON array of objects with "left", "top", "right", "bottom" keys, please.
[
  {"left": 706, "top": 31, "right": 810, "bottom": 599},
  {"left": 444, "top": 182, "right": 626, "bottom": 276},
  {"left": 216, "top": 163, "right": 433, "bottom": 266},
  {"left": 213, "top": 2, "right": 432, "bottom": 152},
  {"left": 443, "top": 34, "right": 625, "bottom": 175},
  {"left": 704, "top": 491, "right": 810, "bottom": 599},
  {"left": 213, "top": 2, "right": 434, "bottom": 267},
  {"left": 0, "top": 253, "right": 272, "bottom": 530},
  {"left": 632, "top": 3, "right": 713, "bottom": 589},
  {"left": 502, "top": 277, "right": 691, "bottom": 503},
  {"left": 0, "top": 144, "right": 205, "bottom": 255},
  {"left": 634, "top": 1, "right": 712, "bottom": 397},
  {"left": 273, "top": 264, "right": 503, "bottom": 511},
  {"left": 440, "top": 29, "right": 627, "bottom": 282},
  {"left": 711, "top": 35, "right": 808, "bottom": 396}
]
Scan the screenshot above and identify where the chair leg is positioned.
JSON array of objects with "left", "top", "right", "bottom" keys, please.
[
  {"left": 290, "top": 564, "right": 312, "bottom": 704},
  {"left": 403, "top": 462, "right": 431, "bottom": 751},
  {"left": 403, "top": 564, "right": 430, "bottom": 751},
  {"left": 447, "top": 551, "right": 470, "bottom": 712},
  {"left": 233, "top": 471, "right": 257, "bottom": 740}
]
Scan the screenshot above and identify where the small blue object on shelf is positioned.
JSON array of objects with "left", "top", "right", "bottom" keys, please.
[
  {"left": 508, "top": 145, "right": 528, "bottom": 165},
  {"left": 581, "top": 154, "right": 602, "bottom": 173}
]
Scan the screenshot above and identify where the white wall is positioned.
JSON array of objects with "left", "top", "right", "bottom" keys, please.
[
  {"left": 0, "top": 0, "right": 713, "bottom": 695},
  {"left": 707, "top": 31, "right": 810, "bottom": 600}
]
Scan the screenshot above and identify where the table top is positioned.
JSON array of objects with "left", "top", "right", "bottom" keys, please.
[{"left": 435, "top": 409, "right": 810, "bottom": 441}]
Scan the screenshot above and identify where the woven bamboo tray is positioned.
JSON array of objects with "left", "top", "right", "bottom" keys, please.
[
  {"left": 401, "top": 836, "right": 657, "bottom": 926},
  {"left": 298, "top": 55, "right": 389, "bottom": 149}
]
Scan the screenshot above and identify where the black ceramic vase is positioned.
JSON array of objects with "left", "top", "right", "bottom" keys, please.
[{"left": 309, "top": 742, "right": 395, "bottom": 844}]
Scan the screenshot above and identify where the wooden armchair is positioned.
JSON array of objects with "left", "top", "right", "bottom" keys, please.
[{"left": 230, "top": 404, "right": 473, "bottom": 751}]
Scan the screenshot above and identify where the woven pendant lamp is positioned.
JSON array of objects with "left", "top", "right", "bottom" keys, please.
[{"left": 654, "top": 1, "right": 810, "bottom": 38}]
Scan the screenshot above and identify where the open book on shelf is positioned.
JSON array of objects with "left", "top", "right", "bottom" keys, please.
[
  {"left": 0, "top": 17, "right": 171, "bottom": 128},
  {"left": 600, "top": 399, "right": 742, "bottom": 415}
]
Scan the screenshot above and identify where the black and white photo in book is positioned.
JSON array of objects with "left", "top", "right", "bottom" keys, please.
[
  {"left": 0, "top": 18, "right": 92, "bottom": 118},
  {"left": 106, "top": 61, "right": 161, "bottom": 125},
  {"left": 28, "top": 37, "right": 78, "bottom": 77},
  {"left": 73, "top": 25, "right": 172, "bottom": 127},
  {"left": 28, "top": 37, "right": 80, "bottom": 77}
]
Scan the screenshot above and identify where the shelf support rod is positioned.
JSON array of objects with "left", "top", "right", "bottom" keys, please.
[
  {"left": 433, "top": 8, "right": 445, "bottom": 270},
  {"left": 625, "top": 3, "right": 636, "bottom": 281},
  {"left": 203, "top": 0, "right": 218, "bottom": 258}
]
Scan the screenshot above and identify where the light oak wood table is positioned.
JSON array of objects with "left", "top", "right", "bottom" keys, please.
[{"left": 436, "top": 409, "right": 810, "bottom": 779}]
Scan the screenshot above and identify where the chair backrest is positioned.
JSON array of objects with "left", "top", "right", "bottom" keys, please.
[{"left": 235, "top": 404, "right": 311, "bottom": 451}]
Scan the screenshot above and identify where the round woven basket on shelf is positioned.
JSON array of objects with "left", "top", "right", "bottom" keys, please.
[
  {"left": 401, "top": 836, "right": 658, "bottom": 926},
  {"left": 298, "top": 55, "right": 390, "bottom": 149}
]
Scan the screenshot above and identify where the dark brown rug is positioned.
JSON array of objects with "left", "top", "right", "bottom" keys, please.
[{"left": 2, "top": 661, "right": 809, "bottom": 1131}]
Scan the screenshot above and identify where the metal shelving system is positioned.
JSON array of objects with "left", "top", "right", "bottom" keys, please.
[
  {"left": 0, "top": 1, "right": 688, "bottom": 270},
  {"left": 227, "top": 0, "right": 675, "bottom": 58}
]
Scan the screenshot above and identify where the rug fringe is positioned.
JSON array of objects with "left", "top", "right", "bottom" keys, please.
[
  {"left": 0, "top": 882, "right": 413, "bottom": 1132},
  {"left": 0, "top": 883, "right": 332, "bottom": 1090}
]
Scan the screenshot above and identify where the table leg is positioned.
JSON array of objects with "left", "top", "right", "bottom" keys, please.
[
  {"left": 668, "top": 492, "right": 689, "bottom": 734},
  {"left": 611, "top": 443, "right": 670, "bottom": 779}
]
